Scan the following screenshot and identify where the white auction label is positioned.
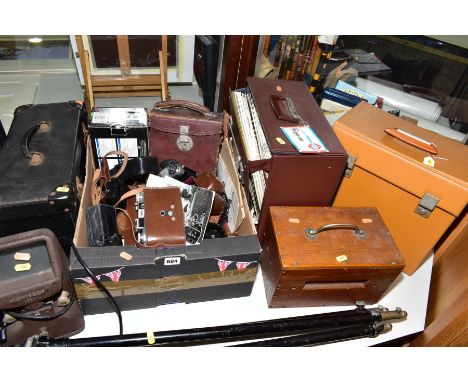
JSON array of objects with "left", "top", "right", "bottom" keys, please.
[
  {"left": 164, "top": 257, "right": 181, "bottom": 266},
  {"left": 280, "top": 125, "right": 329, "bottom": 153}
]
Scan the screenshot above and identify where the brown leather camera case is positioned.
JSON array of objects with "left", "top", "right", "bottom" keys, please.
[
  {"left": 261, "top": 206, "right": 405, "bottom": 308},
  {"left": 149, "top": 100, "right": 225, "bottom": 174},
  {"left": 117, "top": 187, "right": 186, "bottom": 248}
]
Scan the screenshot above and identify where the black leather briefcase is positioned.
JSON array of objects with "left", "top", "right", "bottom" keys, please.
[{"left": 0, "top": 101, "right": 87, "bottom": 243}]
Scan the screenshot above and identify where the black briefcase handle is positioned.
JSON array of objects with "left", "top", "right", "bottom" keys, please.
[
  {"left": 20, "top": 122, "right": 50, "bottom": 165},
  {"left": 20, "top": 124, "right": 39, "bottom": 159}
]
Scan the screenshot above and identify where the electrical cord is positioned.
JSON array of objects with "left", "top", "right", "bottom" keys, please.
[
  {"left": 6, "top": 293, "right": 77, "bottom": 321},
  {"left": 4, "top": 240, "right": 123, "bottom": 336},
  {"left": 68, "top": 241, "right": 123, "bottom": 336}
]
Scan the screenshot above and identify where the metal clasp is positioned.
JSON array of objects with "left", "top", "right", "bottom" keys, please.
[
  {"left": 415, "top": 192, "right": 439, "bottom": 218},
  {"left": 344, "top": 155, "right": 357, "bottom": 178}
]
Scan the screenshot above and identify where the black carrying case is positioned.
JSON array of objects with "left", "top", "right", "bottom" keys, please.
[{"left": 0, "top": 101, "right": 87, "bottom": 242}]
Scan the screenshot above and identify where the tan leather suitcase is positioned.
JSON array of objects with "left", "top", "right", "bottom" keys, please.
[
  {"left": 332, "top": 102, "right": 468, "bottom": 275},
  {"left": 261, "top": 206, "right": 404, "bottom": 308}
]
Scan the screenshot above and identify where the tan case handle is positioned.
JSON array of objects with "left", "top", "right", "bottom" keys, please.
[
  {"left": 384, "top": 128, "right": 438, "bottom": 155},
  {"left": 103, "top": 150, "right": 129, "bottom": 179},
  {"left": 113, "top": 187, "right": 146, "bottom": 207},
  {"left": 91, "top": 151, "right": 129, "bottom": 206}
]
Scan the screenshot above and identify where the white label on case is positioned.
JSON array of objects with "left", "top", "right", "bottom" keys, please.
[
  {"left": 423, "top": 156, "right": 435, "bottom": 167},
  {"left": 14, "top": 252, "right": 31, "bottom": 261},
  {"left": 119, "top": 251, "right": 133, "bottom": 261},
  {"left": 164, "top": 257, "right": 181, "bottom": 266}
]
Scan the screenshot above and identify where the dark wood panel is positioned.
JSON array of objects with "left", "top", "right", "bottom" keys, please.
[{"left": 217, "top": 35, "right": 259, "bottom": 112}]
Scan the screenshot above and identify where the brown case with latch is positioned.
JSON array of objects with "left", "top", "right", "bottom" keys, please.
[
  {"left": 149, "top": 100, "right": 226, "bottom": 174},
  {"left": 230, "top": 78, "right": 348, "bottom": 240},
  {"left": 262, "top": 206, "right": 405, "bottom": 308},
  {"left": 117, "top": 187, "right": 186, "bottom": 248},
  {"left": 332, "top": 102, "right": 468, "bottom": 275}
]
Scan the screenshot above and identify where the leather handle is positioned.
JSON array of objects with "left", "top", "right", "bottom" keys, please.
[
  {"left": 91, "top": 151, "right": 129, "bottom": 206},
  {"left": 270, "top": 95, "right": 300, "bottom": 124},
  {"left": 103, "top": 150, "right": 129, "bottom": 179},
  {"left": 384, "top": 128, "right": 438, "bottom": 155},
  {"left": 305, "top": 224, "right": 366, "bottom": 240},
  {"left": 113, "top": 187, "right": 146, "bottom": 208},
  {"left": 20, "top": 124, "right": 41, "bottom": 159},
  {"left": 154, "top": 100, "right": 212, "bottom": 116}
]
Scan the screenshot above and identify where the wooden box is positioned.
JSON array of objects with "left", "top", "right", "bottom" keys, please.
[
  {"left": 332, "top": 102, "right": 468, "bottom": 275},
  {"left": 261, "top": 206, "right": 405, "bottom": 308}
]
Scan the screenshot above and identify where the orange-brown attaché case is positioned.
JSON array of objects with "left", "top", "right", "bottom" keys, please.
[
  {"left": 332, "top": 102, "right": 468, "bottom": 275},
  {"left": 261, "top": 206, "right": 405, "bottom": 308}
]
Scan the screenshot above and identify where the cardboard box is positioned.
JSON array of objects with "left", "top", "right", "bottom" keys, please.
[{"left": 71, "top": 138, "right": 261, "bottom": 315}]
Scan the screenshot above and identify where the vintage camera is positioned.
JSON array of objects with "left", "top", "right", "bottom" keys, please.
[
  {"left": 117, "top": 187, "right": 186, "bottom": 248},
  {"left": 0, "top": 229, "right": 85, "bottom": 346},
  {"left": 86, "top": 204, "right": 122, "bottom": 247},
  {"left": 159, "top": 159, "right": 196, "bottom": 182}
]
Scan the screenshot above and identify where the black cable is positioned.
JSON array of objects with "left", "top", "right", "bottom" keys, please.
[
  {"left": 68, "top": 241, "right": 123, "bottom": 336},
  {"left": 6, "top": 293, "right": 77, "bottom": 321}
]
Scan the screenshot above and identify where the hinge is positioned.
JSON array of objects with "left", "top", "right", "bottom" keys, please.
[
  {"left": 415, "top": 192, "right": 439, "bottom": 218},
  {"left": 344, "top": 155, "right": 357, "bottom": 178}
]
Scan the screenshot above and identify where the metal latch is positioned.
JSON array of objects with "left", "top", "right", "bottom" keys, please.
[
  {"left": 177, "top": 125, "right": 193, "bottom": 151},
  {"left": 415, "top": 192, "right": 439, "bottom": 218},
  {"left": 110, "top": 123, "right": 128, "bottom": 137},
  {"left": 344, "top": 155, "right": 357, "bottom": 178}
]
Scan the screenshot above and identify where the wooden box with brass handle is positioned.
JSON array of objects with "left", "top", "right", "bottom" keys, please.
[{"left": 261, "top": 206, "right": 405, "bottom": 308}]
